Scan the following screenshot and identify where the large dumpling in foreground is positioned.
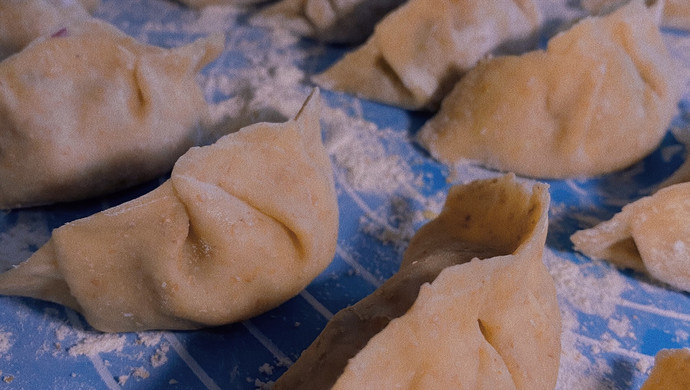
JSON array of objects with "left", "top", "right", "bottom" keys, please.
[
  {"left": 0, "top": 90, "right": 339, "bottom": 333},
  {"left": 582, "top": 0, "right": 690, "bottom": 30},
  {"left": 253, "top": 0, "right": 406, "bottom": 44},
  {"left": 274, "top": 174, "right": 560, "bottom": 389},
  {"left": 417, "top": 0, "right": 681, "bottom": 179},
  {"left": 571, "top": 182, "right": 690, "bottom": 292},
  {"left": 314, "top": 0, "right": 541, "bottom": 110},
  {"left": 0, "top": 0, "right": 99, "bottom": 58},
  {"left": 0, "top": 19, "right": 224, "bottom": 209}
]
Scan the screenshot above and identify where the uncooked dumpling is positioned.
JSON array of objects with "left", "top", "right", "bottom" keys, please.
[
  {"left": 0, "top": 89, "right": 338, "bottom": 333},
  {"left": 640, "top": 348, "right": 690, "bottom": 390},
  {"left": 582, "top": 0, "right": 690, "bottom": 30},
  {"left": 0, "top": 18, "right": 224, "bottom": 209},
  {"left": 274, "top": 174, "right": 560, "bottom": 389},
  {"left": 0, "top": 0, "right": 99, "bottom": 58},
  {"left": 417, "top": 0, "right": 681, "bottom": 178},
  {"left": 313, "top": 0, "right": 541, "bottom": 110},
  {"left": 571, "top": 182, "right": 690, "bottom": 292},
  {"left": 253, "top": 0, "right": 406, "bottom": 44},
  {"left": 178, "top": 0, "right": 265, "bottom": 7}
]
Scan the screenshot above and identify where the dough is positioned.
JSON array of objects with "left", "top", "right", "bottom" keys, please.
[
  {"left": 0, "top": 18, "right": 224, "bottom": 209},
  {"left": 253, "top": 0, "right": 406, "bottom": 44},
  {"left": 313, "top": 0, "right": 541, "bottom": 110},
  {"left": 0, "top": 0, "right": 100, "bottom": 58},
  {"left": 274, "top": 174, "right": 560, "bottom": 390},
  {"left": 571, "top": 182, "right": 690, "bottom": 292},
  {"left": 0, "top": 89, "right": 338, "bottom": 333},
  {"left": 582, "top": 0, "right": 690, "bottom": 30},
  {"left": 417, "top": 0, "right": 681, "bottom": 178},
  {"left": 640, "top": 348, "right": 690, "bottom": 390},
  {"left": 178, "top": 0, "right": 265, "bottom": 7}
]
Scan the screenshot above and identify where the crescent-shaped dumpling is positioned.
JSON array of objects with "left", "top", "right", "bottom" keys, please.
[
  {"left": 417, "top": 0, "right": 681, "bottom": 179},
  {"left": 274, "top": 174, "right": 560, "bottom": 389},
  {"left": 0, "top": 89, "right": 339, "bottom": 332},
  {"left": 313, "top": 0, "right": 541, "bottom": 110},
  {"left": 253, "top": 0, "right": 406, "bottom": 44},
  {"left": 571, "top": 182, "right": 690, "bottom": 292},
  {"left": 0, "top": 19, "right": 224, "bottom": 209},
  {"left": 0, "top": 0, "right": 100, "bottom": 58}
]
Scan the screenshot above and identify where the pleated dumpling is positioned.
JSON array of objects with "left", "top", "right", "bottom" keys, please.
[
  {"left": 571, "top": 182, "right": 690, "bottom": 292},
  {"left": 313, "top": 0, "right": 541, "bottom": 110},
  {"left": 582, "top": 0, "right": 690, "bottom": 30},
  {"left": 417, "top": 0, "right": 681, "bottom": 178},
  {"left": 0, "top": 0, "right": 100, "bottom": 58},
  {"left": 0, "top": 19, "right": 224, "bottom": 209},
  {"left": 253, "top": 0, "right": 406, "bottom": 44},
  {"left": 274, "top": 174, "right": 560, "bottom": 390},
  {"left": 0, "top": 90, "right": 339, "bottom": 333}
]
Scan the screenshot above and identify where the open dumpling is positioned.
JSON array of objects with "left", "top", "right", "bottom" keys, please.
[
  {"left": 417, "top": 0, "right": 681, "bottom": 178},
  {"left": 313, "top": 0, "right": 541, "bottom": 110},
  {"left": 571, "top": 182, "right": 690, "bottom": 292},
  {"left": 0, "top": 0, "right": 100, "bottom": 58},
  {"left": 274, "top": 174, "right": 560, "bottom": 389},
  {"left": 0, "top": 89, "right": 339, "bottom": 332},
  {"left": 0, "top": 18, "right": 224, "bottom": 209},
  {"left": 253, "top": 0, "right": 406, "bottom": 44},
  {"left": 582, "top": 0, "right": 690, "bottom": 30}
]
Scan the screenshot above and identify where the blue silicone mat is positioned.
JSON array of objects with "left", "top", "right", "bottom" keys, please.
[{"left": 0, "top": 1, "right": 689, "bottom": 389}]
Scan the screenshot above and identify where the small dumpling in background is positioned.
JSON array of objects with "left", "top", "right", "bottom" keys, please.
[
  {"left": 582, "top": 0, "right": 690, "bottom": 30},
  {"left": 0, "top": 18, "right": 225, "bottom": 209},
  {"left": 571, "top": 182, "right": 690, "bottom": 292},
  {"left": 313, "top": 0, "right": 542, "bottom": 110},
  {"left": 274, "top": 174, "right": 560, "bottom": 390},
  {"left": 417, "top": 0, "right": 681, "bottom": 179},
  {"left": 0, "top": 90, "right": 339, "bottom": 333},
  {"left": 252, "top": 0, "right": 406, "bottom": 44},
  {"left": 0, "top": 0, "right": 100, "bottom": 58},
  {"left": 640, "top": 348, "right": 690, "bottom": 390}
]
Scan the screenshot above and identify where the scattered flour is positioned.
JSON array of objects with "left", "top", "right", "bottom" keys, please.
[{"left": 68, "top": 333, "right": 126, "bottom": 357}]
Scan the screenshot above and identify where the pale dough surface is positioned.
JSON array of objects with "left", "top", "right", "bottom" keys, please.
[
  {"left": 0, "top": 90, "right": 339, "bottom": 332},
  {"left": 418, "top": 0, "right": 681, "bottom": 178},
  {"left": 275, "top": 174, "right": 560, "bottom": 390},
  {"left": 582, "top": 0, "right": 690, "bottom": 29},
  {"left": 314, "top": 0, "right": 541, "bottom": 110},
  {"left": 571, "top": 182, "right": 690, "bottom": 292},
  {"left": 640, "top": 348, "right": 690, "bottom": 390},
  {"left": 0, "top": 18, "right": 224, "bottom": 209}
]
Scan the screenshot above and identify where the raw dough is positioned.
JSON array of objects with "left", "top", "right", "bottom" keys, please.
[
  {"left": 571, "top": 182, "right": 690, "bottom": 292},
  {"left": 417, "top": 0, "right": 681, "bottom": 178},
  {"left": 640, "top": 348, "right": 690, "bottom": 390},
  {"left": 313, "top": 0, "right": 541, "bottom": 110},
  {"left": 274, "top": 174, "right": 560, "bottom": 389},
  {"left": 0, "top": 18, "right": 224, "bottom": 209},
  {"left": 582, "top": 0, "right": 690, "bottom": 30},
  {"left": 0, "top": 89, "right": 339, "bottom": 333}
]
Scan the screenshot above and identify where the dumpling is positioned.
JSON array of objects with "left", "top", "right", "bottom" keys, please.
[
  {"left": 0, "top": 0, "right": 100, "bottom": 58},
  {"left": 0, "top": 18, "right": 224, "bottom": 209},
  {"left": 417, "top": 0, "right": 681, "bottom": 178},
  {"left": 178, "top": 0, "right": 266, "bottom": 8},
  {"left": 253, "top": 0, "right": 406, "bottom": 44},
  {"left": 640, "top": 348, "right": 690, "bottom": 390},
  {"left": 0, "top": 89, "right": 339, "bottom": 333},
  {"left": 582, "top": 0, "right": 690, "bottom": 30},
  {"left": 274, "top": 174, "right": 560, "bottom": 389},
  {"left": 571, "top": 182, "right": 690, "bottom": 292},
  {"left": 313, "top": 0, "right": 541, "bottom": 110}
]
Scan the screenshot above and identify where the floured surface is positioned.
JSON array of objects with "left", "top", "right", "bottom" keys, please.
[{"left": 0, "top": 0, "right": 688, "bottom": 389}]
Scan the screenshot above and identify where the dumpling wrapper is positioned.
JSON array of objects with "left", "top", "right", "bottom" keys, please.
[
  {"left": 582, "top": 0, "right": 690, "bottom": 30},
  {"left": 0, "top": 89, "right": 339, "bottom": 333},
  {"left": 640, "top": 348, "right": 690, "bottom": 390},
  {"left": 274, "top": 174, "right": 560, "bottom": 389},
  {"left": 0, "top": 18, "right": 224, "bottom": 209},
  {"left": 313, "top": 0, "right": 541, "bottom": 110},
  {"left": 571, "top": 182, "right": 690, "bottom": 292},
  {"left": 0, "top": 0, "right": 100, "bottom": 58},
  {"left": 417, "top": 0, "right": 681, "bottom": 179},
  {"left": 253, "top": 0, "right": 406, "bottom": 44}
]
